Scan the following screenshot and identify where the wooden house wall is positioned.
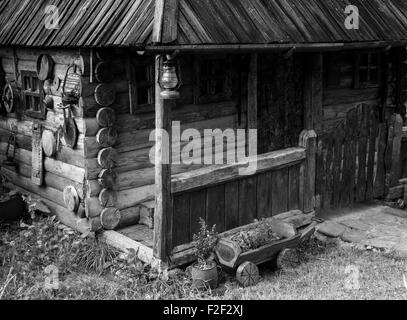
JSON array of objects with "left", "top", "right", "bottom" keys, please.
[
  {"left": 0, "top": 48, "right": 86, "bottom": 229},
  {"left": 83, "top": 52, "right": 242, "bottom": 219},
  {"left": 82, "top": 51, "right": 306, "bottom": 220}
]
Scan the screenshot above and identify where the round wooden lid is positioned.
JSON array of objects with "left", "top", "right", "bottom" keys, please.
[
  {"left": 42, "top": 130, "right": 57, "bottom": 157},
  {"left": 63, "top": 186, "right": 80, "bottom": 212},
  {"left": 37, "top": 54, "right": 54, "bottom": 81}
]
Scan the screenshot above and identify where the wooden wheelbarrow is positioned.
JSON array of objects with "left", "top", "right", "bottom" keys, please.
[{"left": 215, "top": 214, "right": 317, "bottom": 287}]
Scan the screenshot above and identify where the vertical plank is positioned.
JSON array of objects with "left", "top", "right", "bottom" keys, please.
[
  {"left": 189, "top": 189, "right": 206, "bottom": 239},
  {"left": 271, "top": 168, "right": 289, "bottom": 215},
  {"left": 299, "top": 130, "right": 317, "bottom": 213},
  {"left": 172, "top": 193, "right": 190, "bottom": 247},
  {"left": 325, "top": 134, "right": 335, "bottom": 208},
  {"left": 225, "top": 181, "right": 239, "bottom": 230},
  {"left": 365, "top": 108, "right": 378, "bottom": 200},
  {"left": 154, "top": 55, "right": 173, "bottom": 260},
  {"left": 304, "top": 52, "right": 323, "bottom": 131},
  {"left": 374, "top": 123, "right": 387, "bottom": 198},
  {"left": 384, "top": 116, "right": 395, "bottom": 193},
  {"left": 389, "top": 114, "right": 404, "bottom": 187},
  {"left": 238, "top": 177, "right": 257, "bottom": 225},
  {"left": 315, "top": 137, "right": 325, "bottom": 210},
  {"left": 288, "top": 165, "right": 300, "bottom": 211},
  {"left": 247, "top": 53, "right": 258, "bottom": 131},
  {"left": 152, "top": 0, "right": 165, "bottom": 43},
  {"left": 356, "top": 105, "right": 368, "bottom": 202},
  {"left": 333, "top": 123, "right": 344, "bottom": 208},
  {"left": 161, "top": 0, "right": 179, "bottom": 44},
  {"left": 206, "top": 185, "right": 225, "bottom": 233},
  {"left": 257, "top": 171, "right": 273, "bottom": 218}
]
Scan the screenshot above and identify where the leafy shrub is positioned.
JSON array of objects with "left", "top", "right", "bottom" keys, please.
[{"left": 192, "top": 219, "right": 219, "bottom": 270}]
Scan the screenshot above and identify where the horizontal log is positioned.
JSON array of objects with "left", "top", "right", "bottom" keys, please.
[
  {"left": 113, "top": 100, "right": 238, "bottom": 133},
  {"left": 172, "top": 147, "right": 306, "bottom": 193},
  {"left": 115, "top": 115, "right": 237, "bottom": 154},
  {"left": 98, "top": 231, "right": 157, "bottom": 267},
  {"left": 4, "top": 180, "right": 90, "bottom": 234},
  {"left": 0, "top": 48, "right": 80, "bottom": 65},
  {"left": 85, "top": 197, "right": 103, "bottom": 218},
  {"left": 323, "top": 87, "right": 380, "bottom": 106},
  {"left": 115, "top": 185, "right": 155, "bottom": 210},
  {"left": 117, "top": 207, "right": 140, "bottom": 229},
  {"left": 83, "top": 118, "right": 100, "bottom": 137},
  {"left": 0, "top": 129, "right": 85, "bottom": 168},
  {"left": 1, "top": 167, "right": 65, "bottom": 207},
  {"left": 0, "top": 157, "right": 83, "bottom": 197},
  {"left": 0, "top": 113, "right": 85, "bottom": 141},
  {"left": 0, "top": 142, "right": 85, "bottom": 183}
]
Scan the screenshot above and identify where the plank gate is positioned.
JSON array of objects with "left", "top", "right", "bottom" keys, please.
[{"left": 316, "top": 104, "right": 404, "bottom": 209}]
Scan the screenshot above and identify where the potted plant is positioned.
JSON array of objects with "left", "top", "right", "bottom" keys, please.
[{"left": 191, "top": 218, "right": 220, "bottom": 290}]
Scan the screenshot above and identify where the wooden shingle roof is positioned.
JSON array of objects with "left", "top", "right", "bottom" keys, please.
[{"left": 1, "top": 0, "right": 407, "bottom": 49}]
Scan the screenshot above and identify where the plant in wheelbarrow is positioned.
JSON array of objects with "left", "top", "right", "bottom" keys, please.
[{"left": 190, "top": 218, "right": 220, "bottom": 290}]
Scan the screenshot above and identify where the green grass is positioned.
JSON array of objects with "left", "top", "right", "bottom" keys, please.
[{"left": 1, "top": 217, "right": 406, "bottom": 300}]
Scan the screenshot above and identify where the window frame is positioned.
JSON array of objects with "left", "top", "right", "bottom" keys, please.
[
  {"left": 354, "top": 50, "right": 382, "bottom": 89},
  {"left": 129, "top": 59, "right": 155, "bottom": 114},
  {"left": 193, "top": 56, "right": 232, "bottom": 105},
  {"left": 21, "top": 70, "right": 46, "bottom": 120}
]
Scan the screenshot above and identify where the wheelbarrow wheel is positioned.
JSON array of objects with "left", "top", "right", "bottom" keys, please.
[
  {"left": 271, "top": 249, "right": 291, "bottom": 270},
  {"left": 236, "top": 261, "right": 260, "bottom": 287}
]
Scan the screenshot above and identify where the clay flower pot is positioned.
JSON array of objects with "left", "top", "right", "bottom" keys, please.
[{"left": 191, "top": 261, "right": 218, "bottom": 290}]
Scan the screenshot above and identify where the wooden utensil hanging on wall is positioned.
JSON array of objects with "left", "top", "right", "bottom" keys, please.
[
  {"left": 2, "top": 83, "right": 18, "bottom": 113},
  {"left": 36, "top": 54, "right": 54, "bottom": 81},
  {"left": 42, "top": 129, "right": 57, "bottom": 157},
  {"left": 63, "top": 186, "right": 80, "bottom": 213}
]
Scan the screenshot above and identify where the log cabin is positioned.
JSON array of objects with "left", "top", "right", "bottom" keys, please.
[{"left": 0, "top": 0, "right": 407, "bottom": 267}]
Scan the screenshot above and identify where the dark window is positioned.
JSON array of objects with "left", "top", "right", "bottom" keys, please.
[
  {"left": 135, "top": 64, "right": 154, "bottom": 107},
  {"left": 21, "top": 71, "right": 45, "bottom": 119},
  {"left": 354, "top": 51, "right": 382, "bottom": 88},
  {"left": 323, "top": 52, "right": 354, "bottom": 88},
  {"left": 194, "top": 57, "right": 231, "bottom": 104}
]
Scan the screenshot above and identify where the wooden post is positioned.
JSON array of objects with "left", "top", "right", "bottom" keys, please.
[
  {"left": 301, "top": 52, "right": 321, "bottom": 213},
  {"left": 153, "top": 55, "right": 173, "bottom": 261},
  {"left": 247, "top": 53, "right": 258, "bottom": 130},
  {"left": 299, "top": 130, "right": 317, "bottom": 213},
  {"left": 304, "top": 53, "right": 323, "bottom": 132}
]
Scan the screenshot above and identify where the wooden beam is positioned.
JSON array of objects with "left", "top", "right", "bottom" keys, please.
[
  {"left": 152, "top": 0, "right": 178, "bottom": 44},
  {"left": 162, "top": 0, "right": 178, "bottom": 44},
  {"left": 299, "top": 130, "right": 317, "bottom": 213},
  {"left": 247, "top": 53, "right": 258, "bottom": 130},
  {"left": 153, "top": 55, "right": 174, "bottom": 260},
  {"left": 152, "top": 0, "right": 165, "bottom": 44},
  {"left": 172, "top": 148, "right": 306, "bottom": 193},
  {"left": 304, "top": 53, "right": 323, "bottom": 131}
]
